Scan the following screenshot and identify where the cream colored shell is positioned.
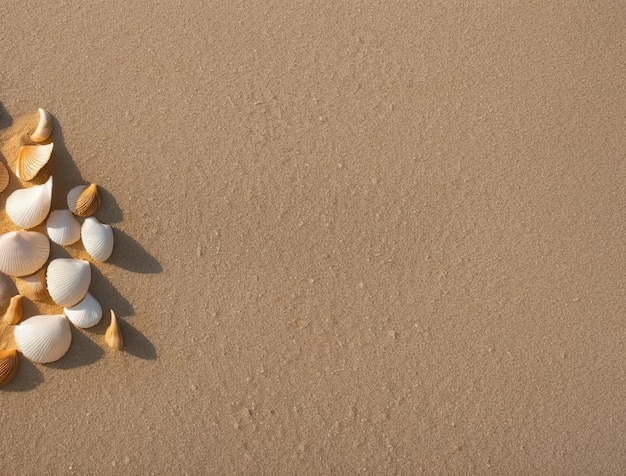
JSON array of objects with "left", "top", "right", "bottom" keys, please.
[
  {"left": 14, "top": 314, "right": 72, "bottom": 364},
  {"left": 46, "top": 209, "right": 81, "bottom": 246},
  {"left": 0, "top": 231, "right": 50, "bottom": 277},
  {"left": 81, "top": 217, "right": 114, "bottom": 262},
  {"left": 30, "top": 108, "right": 53, "bottom": 143},
  {"left": 6, "top": 175, "right": 53, "bottom": 229},
  {"left": 46, "top": 258, "right": 91, "bottom": 307},
  {"left": 64, "top": 292, "right": 102, "bottom": 329}
]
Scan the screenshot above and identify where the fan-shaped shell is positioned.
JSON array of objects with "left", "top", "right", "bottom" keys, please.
[
  {"left": 14, "top": 314, "right": 72, "bottom": 364},
  {"left": 67, "top": 183, "right": 100, "bottom": 217},
  {"left": 0, "top": 349, "right": 19, "bottom": 388},
  {"left": 0, "top": 162, "right": 9, "bottom": 192},
  {"left": 46, "top": 258, "right": 91, "bottom": 307},
  {"left": 0, "top": 272, "right": 18, "bottom": 312},
  {"left": 81, "top": 217, "right": 114, "bottom": 262},
  {"left": 16, "top": 269, "right": 49, "bottom": 301},
  {"left": 16, "top": 143, "right": 53, "bottom": 181},
  {"left": 64, "top": 292, "right": 102, "bottom": 328},
  {"left": 0, "top": 231, "right": 50, "bottom": 277},
  {"left": 30, "top": 108, "right": 53, "bottom": 143},
  {"left": 6, "top": 175, "right": 53, "bottom": 229},
  {"left": 46, "top": 209, "right": 81, "bottom": 246}
]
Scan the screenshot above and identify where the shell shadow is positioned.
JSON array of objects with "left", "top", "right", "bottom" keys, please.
[
  {"left": 89, "top": 265, "right": 135, "bottom": 317},
  {"left": 0, "top": 102, "right": 13, "bottom": 130},
  {"left": 97, "top": 186, "right": 124, "bottom": 224},
  {"left": 46, "top": 117, "right": 85, "bottom": 209},
  {"left": 47, "top": 325, "right": 104, "bottom": 370},
  {"left": 119, "top": 318, "right": 156, "bottom": 360},
  {"left": 108, "top": 229, "right": 162, "bottom": 274},
  {"left": 3, "top": 356, "right": 44, "bottom": 392}
]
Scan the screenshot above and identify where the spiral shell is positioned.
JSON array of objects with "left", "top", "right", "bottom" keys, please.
[
  {"left": 0, "top": 231, "right": 50, "bottom": 277},
  {"left": 105, "top": 310, "right": 123, "bottom": 350},
  {"left": 30, "top": 108, "right": 53, "bottom": 143},
  {"left": 46, "top": 258, "right": 91, "bottom": 307},
  {"left": 14, "top": 314, "right": 72, "bottom": 364},
  {"left": 6, "top": 175, "right": 53, "bottom": 229},
  {"left": 3, "top": 295, "right": 23, "bottom": 325}
]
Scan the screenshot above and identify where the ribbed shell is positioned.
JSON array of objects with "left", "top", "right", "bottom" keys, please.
[
  {"left": 64, "top": 292, "right": 102, "bottom": 328},
  {"left": 16, "top": 143, "right": 53, "bottom": 181},
  {"left": 46, "top": 258, "right": 91, "bottom": 307},
  {"left": 0, "top": 231, "right": 50, "bottom": 277},
  {"left": 14, "top": 314, "right": 72, "bottom": 364},
  {"left": 76, "top": 183, "right": 100, "bottom": 217},
  {"left": 16, "top": 269, "right": 49, "bottom": 301},
  {"left": 0, "top": 162, "right": 9, "bottom": 192},
  {"left": 6, "top": 175, "right": 53, "bottom": 229},
  {"left": 46, "top": 209, "right": 81, "bottom": 246},
  {"left": 30, "top": 108, "right": 53, "bottom": 143},
  {"left": 0, "top": 272, "right": 18, "bottom": 311},
  {"left": 81, "top": 217, "right": 114, "bottom": 262},
  {"left": 0, "top": 349, "right": 19, "bottom": 387},
  {"left": 67, "top": 185, "right": 86, "bottom": 215}
]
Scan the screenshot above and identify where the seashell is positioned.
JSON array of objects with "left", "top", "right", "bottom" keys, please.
[
  {"left": 0, "top": 349, "right": 19, "bottom": 388},
  {"left": 46, "top": 209, "right": 81, "bottom": 246},
  {"left": 16, "top": 143, "right": 53, "bottom": 181},
  {"left": 64, "top": 292, "right": 102, "bottom": 328},
  {"left": 14, "top": 314, "right": 72, "bottom": 364},
  {"left": 30, "top": 108, "right": 53, "bottom": 143},
  {"left": 81, "top": 217, "right": 114, "bottom": 262},
  {"left": 105, "top": 310, "right": 123, "bottom": 350},
  {"left": 46, "top": 258, "right": 91, "bottom": 307},
  {"left": 6, "top": 175, "right": 53, "bottom": 229},
  {"left": 0, "top": 231, "right": 50, "bottom": 277},
  {"left": 68, "top": 183, "right": 100, "bottom": 217},
  {"left": 15, "top": 269, "right": 49, "bottom": 301},
  {"left": 0, "top": 272, "right": 18, "bottom": 312},
  {"left": 3, "top": 295, "right": 23, "bottom": 325},
  {"left": 0, "top": 162, "right": 9, "bottom": 192}
]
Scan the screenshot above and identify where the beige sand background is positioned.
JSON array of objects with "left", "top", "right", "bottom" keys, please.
[{"left": 0, "top": 1, "right": 624, "bottom": 474}]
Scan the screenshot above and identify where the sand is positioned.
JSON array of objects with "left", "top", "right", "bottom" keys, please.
[{"left": 0, "top": 1, "right": 624, "bottom": 474}]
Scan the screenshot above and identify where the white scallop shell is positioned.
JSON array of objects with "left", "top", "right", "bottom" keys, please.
[
  {"left": 0, "top": 231, "right": 50, "bottom": 277},
  {"left": 14, "top": 314, "right": 72, "bottom": 363},
  {"left": 46, "top": 209, "right": 81, "bottom": 246},
  {"left": 67, "top": 185, "right": 87, "bottom": 215},
  {"left": 46, "top": 258, "right": 91, "bottom": 307},
  {"left": 64, "top": 292, "right": 102, "bottom": 328},
  {"left": 6, "top": 175, "right": 53, "bottom": 229},
  {"left": 81, "top": 217, "right": 114, "bottom": 262}
]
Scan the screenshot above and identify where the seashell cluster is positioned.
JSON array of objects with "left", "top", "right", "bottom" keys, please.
[{"left": 0, "top": 107, "right": 126, "bottom": 387}]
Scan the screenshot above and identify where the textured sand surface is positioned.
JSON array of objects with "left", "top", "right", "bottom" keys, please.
[{"left": 0, "top": 2, "right": 624, "bottom": 474}]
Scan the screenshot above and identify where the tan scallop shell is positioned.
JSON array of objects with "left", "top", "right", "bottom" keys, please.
[
  {"left": 0, "top": 162, "right": 9, "bottom": 192},
  {"left": 16, "top": 143, "right": 53, "bottom": 181},
  {"left": 16, "top": 269, "right": 49, "bottom": 301},
  {"left": 0, "top": 231, "right": 50, "bottom": 277},
  {"left": 30, "top": 108, "right": 53, "bottom": 143},
  {"left": 68, "top": 184, "right": 102, "bottom": 216},
  {"left": 3, "top": 295, "right": 23, "bottom": 325},
  {"left": 105, "top": 310, "right": 123, "bottom": 350},
  {"left": 0, "top": 349, "right": 19, "bottom": 388}
]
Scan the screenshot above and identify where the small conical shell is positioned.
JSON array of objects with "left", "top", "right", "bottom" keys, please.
[
  {"left": 64, "top": 292, "right": 102, "bottom": 329},
  {"left": 30, "top": 108, "right": 53, "bottom": 143},
  {"left": 3, "top": 295, "right": 23, "bottom": 325},
  {"left": 46, "top": 258, "right": 91, "bottom": 307},
  {"left": 0, "top": 272, "right": 18, "bottom": 312},
  {"left": 81, "top": 217, "right": 114, "bottom": 262},
  {"left": 0, "top": 162, "right": 9, "bottom": 192},
  {"left": 14, "top": 314, "right": 72, "bottom": 364},
  {"left": 16, "top": 270, "right": 49, "bottom": 301},
  {"left": 105, "top": 310, "right": 123, "bottom": 350},
  {"left": 0, "top": 231, "right": 50, "bottom": 277},
  {"left": 46, "top": 209, "right": 81, "bottom": 246},
  {"left": 16, "top": 143, "right": 53, "bottom": 181},
  {"left": 0, "top": 349, "right": 19, "bottom": 388},
  {"left": 6, "top": 175, "right": 53, "bottom": 229}
]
